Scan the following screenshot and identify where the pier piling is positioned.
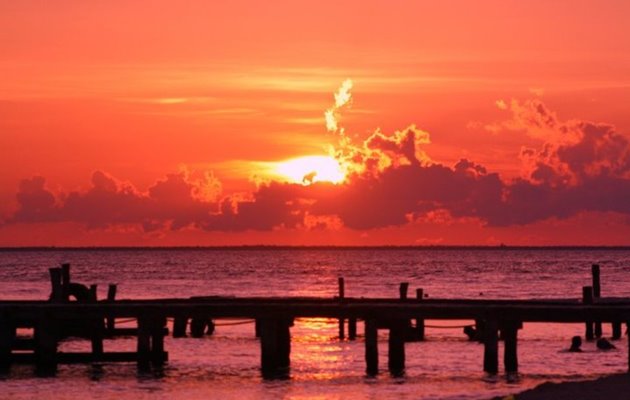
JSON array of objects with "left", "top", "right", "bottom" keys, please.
[
  {"left": 388, "top": 320, "right": 406, "bottom": 376},
  {"left": 259, "top": 318, "right": 292, "bottom": 379},
  {"left": 173, "top": 317, "right": 188, "bottom": 338},
  {"left": 348, "top": 318, "right": 357, "bottom": 340},
  {"left": 338, "top": 277, "right": 345, "bottom": 340},
  {"left": 501, "top": 321, "right": 519, "bottom": 373},
  {"left": 583, "top": 286, "right": 594, "bottom": 340},
  {"left": 35, "top": 318, "right": 58, "bottom": 375},
  {"left": 106, "top": 284, "right": 117, "bottom": 335},
  {"left": 415, "top": 288, "right": 425, "bottom": 341},
  {"left": 592, "top": 264, "right": 602, "bottom": 338},
  {"left": 137, "top": 318, "right": 152, "bottom": 370},
  {"left": 483, "top": 319, "right": 499, "bottom": 374},
  {"left": 0, "top": 315, "right": 15, "bottom": 372},
  {"left": 365, "top": 319, "right": 378, "bottom": 376},
  {"left": 612, "top": 322, "right": 622, "bottom": 340}
]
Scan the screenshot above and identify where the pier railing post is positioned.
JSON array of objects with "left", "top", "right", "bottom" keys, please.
[
  {"left": 365, "top": 319, "right": 378, "bottom": 376},
  {"left": 483, "top": 319, "right": 499, "bottom": 374},
  {"left": 106, "top": 284, "right": 117, "bottom": 336},
  {"left": 582, "top": 286, "right": 594, "bottom": 341},
  {"left": 61, "top": 263, "right": 71, "bottom": 301},
  {"left": 399, "top": 282, "right": 409, "bottom": 300},
  {"left": 48, "top": 268, "right": 63, "bottom": 303}
]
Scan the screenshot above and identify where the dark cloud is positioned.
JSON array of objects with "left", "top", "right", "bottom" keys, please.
[{"left": 5, "top": 100, "right": 630, "bottom": 233}]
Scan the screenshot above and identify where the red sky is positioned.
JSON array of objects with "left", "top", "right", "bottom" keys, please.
[{"left": 2, "top": 0, "right": 630, "bottom": 246}]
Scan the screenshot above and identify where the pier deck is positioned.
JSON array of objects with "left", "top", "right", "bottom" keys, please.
[{"left": 2, "top": 296, "right": 630, "bottom": 378}]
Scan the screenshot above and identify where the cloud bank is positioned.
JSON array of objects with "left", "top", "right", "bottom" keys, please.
[{"left": 5, "top": 97, "right": 630, "bottom": 234}]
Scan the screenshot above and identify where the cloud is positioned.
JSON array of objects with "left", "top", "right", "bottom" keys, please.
[
  {"left": 5, "top": 97, "right": 630, "bottom": 234},
  {"left": 9, "top": 170, "right": 222, "bottom": 231},
  {"left": 324, "top": 79, "right": 353, "bottom": 133}
]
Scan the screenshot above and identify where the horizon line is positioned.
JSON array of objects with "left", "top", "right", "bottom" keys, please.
[{"left": 1, "top": 245, "right": 630, "bottom": 251}]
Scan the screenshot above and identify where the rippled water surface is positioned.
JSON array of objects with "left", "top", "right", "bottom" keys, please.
[{"left": 1, "top": 248, "right": 630, "bottom": 399}]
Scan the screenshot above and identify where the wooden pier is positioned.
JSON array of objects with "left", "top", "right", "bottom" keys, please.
[{"left": 1, "top": 265, "right": 630, "bottom": 379}]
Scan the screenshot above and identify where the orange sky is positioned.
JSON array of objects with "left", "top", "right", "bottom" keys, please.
[{"left": 2, "top": 0, "right": 630, "bottom": 246}]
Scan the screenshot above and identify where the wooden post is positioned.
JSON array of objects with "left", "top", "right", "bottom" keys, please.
[
  {"left": 35, "top": 318, "right": 57, "bottom": 375},
  {"left": 592, "top": 264, "right": 602, "bottom": 338},
  {"left": 277, "top": 318, "right": 292, "bottom": 371},
  {"left": 255, "top": 319, "right": 261, "bottom": 338},
  {"left": 151, "top": 317, "right": 167, "bottom": 366},
  {"left": 583, "top": 286, "right": 594, "bottom": 341},
  {"left": 483, "top": 319, "right": 499, "bottom": 374},
  {"left": 388, "top": 320, "right": 406, "bottom": 376},
  {"left": 502, "top": 322, "right": 519, "bottom": 374},
  {"left": 365, "top": 319, "right": 378, "bottom": 376},
  {"left": 338, "top": 277, "right": 345, "bottom": 340},
  {"left": 190, "top": 318, "right": 206, "bottom": 338},
  {"left": 627, "top": 321, "right": 630, "bottom": 373},
  {"left": 48, "top": 268, "right": 63, "bottom": 302},
  {"left": 88, "top": 285, "right": 103, "bottom": 356},
  {"left": 348, "top": 318, "right": 357, "bottom": 340},
  {"left": 399, "top": 282, "right": 409, "bottom": 300},
  {"left": 137, "top": 318, "right": 151, "bottom": 371},
  {"left": 173, "top": 317, "right": 188, "bottom": 338},
  {"left": 0, "top": 314, "right": 15, "bottom": 372},
  {"left": 259, "top": 318, "right": 278, "bottom": 378},
  {"left": 106, "top": 284, "right": 117, "bottom": 335},
  {"left": 61, "top": 263, "right": 71, "bottom": 301},
  {"left": 259, "top": 318, "right": 291, "bottom": 379},
  {"left": 415, "top": 288, "right": 425, "bottom": 341},
  {"left": 612, "top": 322, "right": 622, "bottom": 340},
  {"left": 475, "top": 319, "right": 486, "bottom": 342}
]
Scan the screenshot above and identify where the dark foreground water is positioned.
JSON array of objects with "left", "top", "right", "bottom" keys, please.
[{"left": 1, "top": 248, "right": 629, "bottom": 399}]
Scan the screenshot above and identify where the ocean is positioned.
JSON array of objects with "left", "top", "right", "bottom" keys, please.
[{"left": 1, "top": 248, "right": 629, "bottom": 399}]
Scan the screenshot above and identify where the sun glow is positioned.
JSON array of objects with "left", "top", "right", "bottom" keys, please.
[{"left": 274, "top": 155, "right": 346, "bottom": 184}]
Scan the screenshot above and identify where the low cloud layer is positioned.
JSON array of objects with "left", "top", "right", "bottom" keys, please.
[{"left": 5, "top": 99, "right": 630, "bottom": 233}]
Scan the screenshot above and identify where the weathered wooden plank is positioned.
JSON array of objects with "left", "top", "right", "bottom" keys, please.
[{"left": 2, "top": 298, "right": 630, "bottom": 323}]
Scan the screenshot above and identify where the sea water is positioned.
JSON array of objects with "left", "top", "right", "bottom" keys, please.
[{"left": 1, "top": 248, "right": 629, "bottom": 399}]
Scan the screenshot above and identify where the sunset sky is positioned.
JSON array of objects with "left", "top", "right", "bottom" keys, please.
[{"left": 2, "top": 0, "right": 630, "bottom": 246}]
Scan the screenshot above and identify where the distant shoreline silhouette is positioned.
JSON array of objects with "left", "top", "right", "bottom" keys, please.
[{"left": 1, "top": 245, "right": 630, "bottom": 252}]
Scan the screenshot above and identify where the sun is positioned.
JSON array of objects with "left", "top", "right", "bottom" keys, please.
[{"left": 274, "top": 155, "right": 346, "bottom": 185}]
